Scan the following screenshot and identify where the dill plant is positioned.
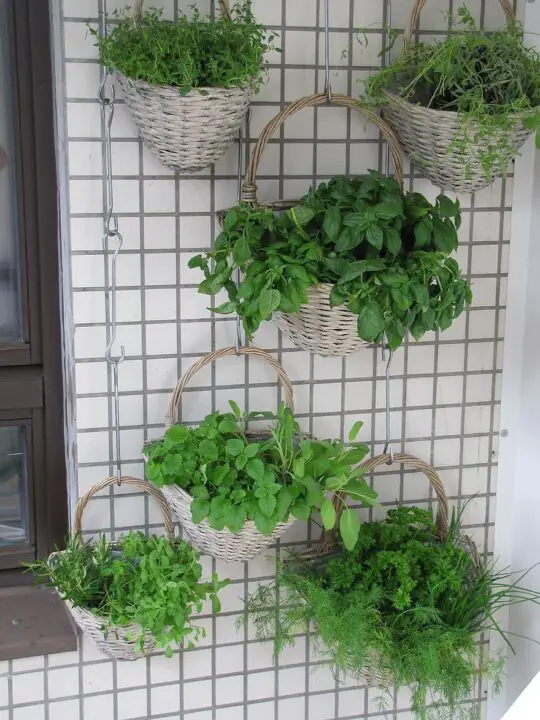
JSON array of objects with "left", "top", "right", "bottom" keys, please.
[
  {"left": 244, "top": 506, "right": 540, "bottom": 719},
  {"left": 90, "top": 1, "right": 274, "bottom": 93},
  {"left": 364, "top": 6, "right": 540, "bottom": 180}
]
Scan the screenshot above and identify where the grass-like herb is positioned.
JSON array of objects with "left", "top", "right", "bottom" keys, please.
[
  {"left": 364, "top": 7, "right": 540, "bottom": 180},
  {"left": 243, "top": 506, "right": 540, "bottom": 719},
  {"left": 90, "top": 1, "right": 275, "bottom": 93},
  {"left": 26, "top": 532, "right": 229, "bottom": 656}
]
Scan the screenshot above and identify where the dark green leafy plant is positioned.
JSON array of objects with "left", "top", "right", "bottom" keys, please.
[
  {"left": 244, "top": 507, "right": 540, "bottom": 719},
  {"left": 191, "top": 173, "right": 471, "bottom": 349},
  {"left": 144, "top": 402, "right": 378, "bottom": 549},
  {"left": 90, "top": 2, "right": 275, "bottom": 93},
  {"left": 27, "top": 533, "right": 229, "bottom": 656},
  {"left": 364, "top": 7, "right": 540, "bottom": 179}
]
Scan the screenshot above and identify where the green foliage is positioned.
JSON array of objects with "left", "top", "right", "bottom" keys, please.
[
  {"left": 364, "top": 7, "right": 540, "bottom": 179},
  {"left": 90, "top": 2, "right": 275, "bottom": 93},
  {"left": 191, "top": 173, "right": 470, "bottom": 349},
  {"left": 26, "top": 533, "right": 228, "bottom": 656},
  {"left": 244, "top": 507, "right": 540, "bottom": 719},
  {"left": 144, "top": 401, "right": 377, "bottom": 547}
]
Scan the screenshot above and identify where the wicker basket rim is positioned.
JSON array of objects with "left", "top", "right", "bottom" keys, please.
[
  {"left": 383, "top": 90, "right": 534, "bottom": 121},
  {"left": 115, "top": 71, "right": 252, "bottom": 95}
]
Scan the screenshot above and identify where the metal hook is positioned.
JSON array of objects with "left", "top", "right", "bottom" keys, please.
[
  {"left": 103, "top": 230, "right": 126, "bottom": 365},
  {"left": 382, "top": 340, "right": 394, "bottom": 464},
  {"left": 323, "top": 0, "right": 332, "bottom": 102}
]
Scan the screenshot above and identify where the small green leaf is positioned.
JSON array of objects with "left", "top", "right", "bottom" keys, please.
[
  {"left": 218, "top": 418, "right": 238, "bottom": 434},
  {"left": 244, "top": 443, "right": 260, "bottom": 458},
  {"left": 191, "top": 498, "right": 211, "bottom": 525},
  {"left": 211, "top": 595, "right": 222, "bottom": 614},
  {"left": 293, "top": 457, "right": 305, "bottom": 478},
  {"left": 258, "top": 289, "right": 281, "bottom": 318},
  {"left": 246, "top": 458, "right": 265, "bottom": 481},
  {"left": 289, "top": 206, "right": 315, "bottom": 226},
  {"left": 226, "top": 438, "right": 245, "bottom": 456},
  {"left": 213, "top": 302, "right": 236, "bottom": 315},
  {"left": 384, "top": 228, "right": 401, "bottom": 255},
  {"left": 366, "top": 224, "right": 384, "bottom": 250},
  {"left": 258, "top": 494, "right": 277, "bottom": 517},
  {"left": 348, "top": 420, "right": 363, "bottom": 442},
  {"left": 340, "top": 508, "right": 361, "bottom": 551},
  {"left": 253, "top": 510, "right": 276, "bottom": 535},
  {"left": 291, "top": 500, "right": 312, "bottom": 521},
  {"left": 228, "top": 400, "right": 242, "bottom": 418},
  {"left": 437, "top": 195, "right": 460, "bottom": 219},
  {"left": 357, "top": 301, "right": 385, "bottom": 342},
  {"left": 323, "top": 206, "right": 342, "bottom": 242},
  {"left": 224, "top": 503, "right": 247, "bottom": 533},
  {"left": 233, "top": 236, "right": 252, "bottom": 265},
  {"left": 320, "top": 498, "right": 337, "bottom": 531},
  {"left": 414, "top": 219, "right": 432, "bottom": 249},
  {"left": 223, "top": 208, "right": 239, "bottom": 231}
]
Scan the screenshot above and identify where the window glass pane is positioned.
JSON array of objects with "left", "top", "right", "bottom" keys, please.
[
  {"left": 0, "top": 426, "right": 28, "bottom": 546},
  {"left": 0, "top": 0, "right": 22, "bottom": 343}
]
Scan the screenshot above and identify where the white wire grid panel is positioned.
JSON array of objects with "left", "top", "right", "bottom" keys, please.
[{"left": 0, "top": 0, "right": 521, "bottom": 718}]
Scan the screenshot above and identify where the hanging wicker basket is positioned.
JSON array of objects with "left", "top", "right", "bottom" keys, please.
[
  {"left": 114, "top": 0, "right": 252, "bottom": 173},
  {"left": 153, "top": 346, "right": 298, "bottom": 562},
  {"left": 239, "top": 94, "right": 404, "bottom": 357},
  {"left": 305, "top": 452, "right": 453, "bottom": 688},
  {"left": 382, "top": 0, "right": 532, "bottom": 193},
  {"left": 51, "top": 476, "right": 175, "bottom": 661}
]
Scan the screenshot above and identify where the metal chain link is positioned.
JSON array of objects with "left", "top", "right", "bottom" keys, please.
[
  {"left": 234, "top": 113, "right": 249, "bottom": 354},
  {"left": 99, "top": 73, "right": 125, "bottom": 483},
  {"left": 382, "top": 341, "right": 394, "bottom": 464},
  {"left": 323, "top": 0, "right": 332, "bottom": 101}
]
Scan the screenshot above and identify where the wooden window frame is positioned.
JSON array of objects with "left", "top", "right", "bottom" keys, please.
[{"left": 0, "top": 0, "right": 68, "bottom": 585}]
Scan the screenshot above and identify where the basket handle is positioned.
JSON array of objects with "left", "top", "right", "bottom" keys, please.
[
  {"left": 404, "top": 0, "right": 515, "bottom": 44},
  {"left": 360, "top": 453, "right": 449, "bottom": 539},
  {"left": 73, "top": 476, "right": 175, "bottom": 537},
  {"left": 241, "top": 93, "right": 404, "bottom": 203},
  {"left": 133, "top": 0, "right": 231, "bottom": 23},
  {"left": 165, "top": 346, "right": 294, "bottom": 429}
]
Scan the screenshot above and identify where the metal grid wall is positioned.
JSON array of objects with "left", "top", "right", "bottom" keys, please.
[{"left": 0, "top": 0, "right": 521, "bottom": 718}]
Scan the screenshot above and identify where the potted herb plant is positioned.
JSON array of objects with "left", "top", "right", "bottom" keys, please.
[
  {"left": 244, "top": 467, "right": 540, "bottom": 719},
  {"left": 26, "top": 477, "right": 229, "bottom": 661},
  {"left": 364, "top": 1, "right": 540, "bottom": 193},
  {"left": 191, "top": 171, "right": 471, "bottom": 355},
  {"left": 143, "top": 346, "right": 378, "bottom": 562},
  {"left": 91, "top": 0, "right": 274, "bottom": 172}
]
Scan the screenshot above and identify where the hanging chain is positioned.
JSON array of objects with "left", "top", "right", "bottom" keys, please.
[
  {"left": 323, "top": 0, "right": 332, "bottom": 101},
  {"left": 385, "top": 0, "right": 393, "bottom": 177},
  {"left": 382, "top": 341, "right": 394, "bottom": 464},
  {"left": 99, "top": 73, "right": 125, "bottom": 484},
  {"left": 234, "top": 114, "right": 248, "bottom": 354}
]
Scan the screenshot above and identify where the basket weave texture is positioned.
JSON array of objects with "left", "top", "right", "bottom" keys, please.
[
  {"left": 115, "top": 0, "right": 251, "bottom": 173},
  {"left": 158, "top": 346, "right": 297, "bottom": 562},
  {"left": 53, "top": 476, "right": 175, "bottom": 661},
  {"left": 239, "top": 93, "right": 404, "bottom": 357},
  {"left": 382, "top": 0, "right": 532, "bottom": 193}
]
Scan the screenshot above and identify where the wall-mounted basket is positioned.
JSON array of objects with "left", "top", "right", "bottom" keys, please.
[
  {"left": 156, "top": 346, "right": 297, "bottom": 562},
  {"left": 381, "top": 0, "right": 532, "bottom": 193},
  {"left": 115, "top": 0, "right": 252, "bottom": 173},
  {"left": 240, "top": 94, "right": 404, "bottom": 357},
  {"left": 54, "top": 476, "right": 175, "bottom": 661}
]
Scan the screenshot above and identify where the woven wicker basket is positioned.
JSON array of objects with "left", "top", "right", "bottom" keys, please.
[
  {"left": 115, "top": 0, "right": 252, "bottom": 173},
  {"left": 382, "top": 0, "right": 532, "bottom": 193},
  {"left": 304, "top": 452, "right": 451, "bottom": 688},
  {"left": 239, "top": 93, "right": 404, "bottom": 357},
  {"left": 52, "top": 476, "right": 175, "bottom": 661},
  {"left": 156, "top": 346, "right": 298, "bottom": 562}
]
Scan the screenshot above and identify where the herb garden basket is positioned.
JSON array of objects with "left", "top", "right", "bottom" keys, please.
[
  {"left": 115, "top": 0, "right": 252, "bottom": 173},
  {"left": 311, "top": 452, "right": 451, "bottom": 688},
  {"left": 382, "top": 0, "right": 532, "bottom": 193},
  {"left": 240, "top": 94, "right": 404, "bottom": 357},
  {"left": 158, "top": 346, "right": 297, "bottom": 562},
  {"left": 52, "top": 476, "right": 175, "bottom": 661}
]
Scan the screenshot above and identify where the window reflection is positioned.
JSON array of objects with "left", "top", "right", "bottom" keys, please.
[{"left": 0, "top": 426, "right": 28, "bottom": 546}]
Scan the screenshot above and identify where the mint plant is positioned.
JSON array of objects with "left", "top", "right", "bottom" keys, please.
[
  {"left": 144, "top": 402, "right": 378, "bottom": 550},
  {"left": 27, "top": 533, "right": 229, "bottom": 657},
  {"left": 190, "top": 173, "right": 471, "bottom": 350}
]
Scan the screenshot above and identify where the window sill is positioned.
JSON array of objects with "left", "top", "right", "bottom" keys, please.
[{"left": 0, "top": 585, "right": 77, "bottom": 661}]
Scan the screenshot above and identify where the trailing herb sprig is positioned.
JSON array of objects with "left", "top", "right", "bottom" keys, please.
[
  {"left": 27, "top": 533, "right": 229, "bottom": 656},
  {"left": 364, "top": 7, "right": 540, "bottom": 179},
  {"left": 90, "top": 2, "right": 275, "bottom": 94},
  {"left": 191, "top": 173, "right": 471, "bottom": 349},
  {"left": 243, "top": 507, "right": 540, "bottom": 719},
  {"left": 144, "top": 402, "right": 377, "bottom": 549}
]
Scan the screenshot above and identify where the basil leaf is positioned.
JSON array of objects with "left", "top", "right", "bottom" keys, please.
[
  {"left": 323, "top": 206, "right": 342, "bottom": 242},
  {"left": 357, "top": 301, "right": 385, "bottom": 342},
  {"left": 259, "top": 289, "right": 281, "bottom": 318},
  {"left": 340, "top": 508, "right": 361, "bottom": 551}
]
